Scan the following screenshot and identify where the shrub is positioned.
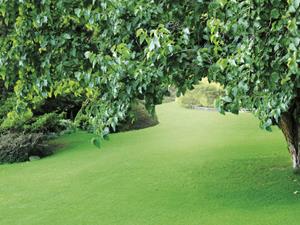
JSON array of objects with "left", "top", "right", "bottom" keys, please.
[
  {"left": 59, "top": 119, "right": 77, "bottom": 135},
  {"left": 0, "top": 109, "right": 33, "bottom": 133},
  {"left": 74, "top": 114, "right": 93, "bottom": 132},
  {"left": 163, "top": 86, "right": 177, "bottom": 103},
  {"left": 178, "top": 79, "right": 224, "bottom": 109},
  {"left": 0, "top": 133, "right": 51, "bottom": 164},
  {"left": 117, "top": 102, "right": 159, "bottom": 132},
  {"left": 0, "top": 109, "right": 69, "bottom": 135},
  {"left": 0, "top": 95, "right": 15, "bottom": 125},
  {"left": 33, "top": 95, "right": 84, "bottom": 120},
  {"left": 74, "top": 102, "right": 158, "bottom": 133},
  {"left": 24, "top": 113, "right": 66, "bottom": 134}
]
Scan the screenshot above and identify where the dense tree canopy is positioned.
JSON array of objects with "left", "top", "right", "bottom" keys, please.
[{"left": 1, "top": 0, "right": 300, "bottom": 167}]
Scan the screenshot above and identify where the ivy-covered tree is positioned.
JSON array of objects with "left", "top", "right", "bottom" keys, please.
[{"left": 1, "top": 0, "right": 300, "bottom": 169}]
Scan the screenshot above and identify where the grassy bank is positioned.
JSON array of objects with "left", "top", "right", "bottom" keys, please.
[{"left": 0, "top": 103, "right": 299, "bottom": 225}]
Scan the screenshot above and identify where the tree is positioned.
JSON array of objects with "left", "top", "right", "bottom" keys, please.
[{"left": 1, "top": 0, "right": 300, "bottom": 169}]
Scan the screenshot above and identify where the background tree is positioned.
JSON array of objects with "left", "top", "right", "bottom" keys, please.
[{"left": 1, "top": 0, "right": 300, "bottom": 169}]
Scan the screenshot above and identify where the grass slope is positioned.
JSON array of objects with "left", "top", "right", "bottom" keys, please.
[{"left": 1, "top": 103, "right": 300, "bottom": 225}]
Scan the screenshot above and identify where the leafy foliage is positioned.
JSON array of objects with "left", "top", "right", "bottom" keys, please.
[
  {"left": 178, "top": 79, "right": 224, "bottom": 108},
  {"left": 163, "top": 86, "right": 177, "bottom": 103},
  {"left": 0, "top": 95, "right": 16, "bottom": 125},
  {"left": 117, "top": 102, "right": 159, "bottom": 132},
  {"left": 0, "top": 108, "right": 33, "bottom": 133},
  {"left": 74, "top": 113, "right": 93, "bottom": 132},
  {"left": 0, "top": 0, "right": 299, "bottom": 137},
  {"left": 75, "top": 101, "right": 158, "bottom": 133},
  {"left": 24, "top": 112, "right": 66, "bottom": 134},
  {"left": 0, "top": 107, "right": 68, "bottom": 135}
]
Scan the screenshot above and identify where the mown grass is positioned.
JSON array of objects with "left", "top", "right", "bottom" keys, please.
[{"left": 1, "top": 102, "right": 300, "bottom": 225}]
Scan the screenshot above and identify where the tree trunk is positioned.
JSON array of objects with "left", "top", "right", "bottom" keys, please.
[{"left": 278, "top": 109, "right": 300, "bottom": 171}]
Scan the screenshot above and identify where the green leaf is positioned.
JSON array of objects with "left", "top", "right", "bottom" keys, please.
[
  {"left": 222, "top": 96, "right": 232, "bottom": 103},
  {"left": 271, "top": 9, "right": 280, "bottom": 19},
  {"left": 295, "top": 0, "right": 300, "bottom": 8},
  {"left": 84, "top": 51, "right": 92, "bottom": 59},
  {"left": 63, "top": 33, "right": 71, "bottom": 40},
  {"left": 91, "top": 137, "right": 101, "bottom": 148}
]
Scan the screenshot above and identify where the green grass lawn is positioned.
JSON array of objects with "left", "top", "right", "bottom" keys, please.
[{"left": 1, "top": 102, "right": 300, "bottom": 225}]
